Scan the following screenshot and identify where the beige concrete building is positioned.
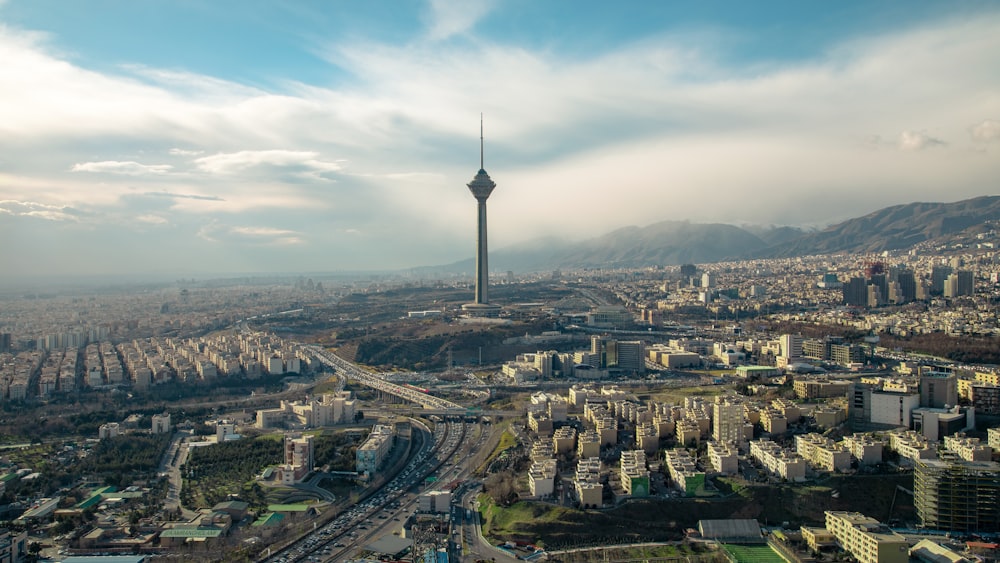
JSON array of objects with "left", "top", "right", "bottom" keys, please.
[
  {"left": 577, "top": 429, "right": 601, "bottom": 458},
  {"left": 528, "top": 458, "right": 557, "bottom": 497},
  {"left": 619, "top": 450, "right": 650, "bottom": 497},
  {"left": 530, "top": 440, "right": 554, "bottom": 461},
  {"left": 759, "top": 407, "right": 787, "bottom": 434},
  {"left": 772, "top": 398, "right": 801, "bottom": 423},
  {"left": 595, "top": 416, "right": 617, "bottom": 446},
  {"left": 795, "top": 433, "right": 852, "bottom": 472},
  {"left": 943, "top": 433, "right": 993, "bottom": 462},
  {"left": 843, "top": 433, "right": 885, "bottom": 465},
  {"left": 706, "top": 441, "right": 739, "bottom": 475},
  {"left": 675, "top": 419, "right": 701, "bottom": 447},
  {"left": 989, "top": 427, "right": 1000, "bottom": 452},
  {"left": 794, "top": 379, "right": 851, "bottom": 400},
  {"left": 528, "top": 411, "right": 554, "bottom": 435},
  {"left": 712, "top": 396, "right": 748, "bottom": 445},
  {"left": 813, "top": 404, "right": 847, "bottom": 428},
  {"left": 575, "top": 457, "right": 603, "bottom": 508},
  {"left": 636, "top": 422, "right": 659, "bottom": 454},
  {"left": 750, "top": 438, "right": 806, "bottom": 481},
  {"left": 887, "top": 430, "right": 936, "bottom": 462},
  {"left": 824, "top": 511, "right": 908, "bottom": 563},
  {"left": 801, "top": 525, "right": 837, "bottom": 553},
  {"left": 664, "top": 448, "right": 705, "bottom": 496},
  {"left": 553, "top": 426, "right": 576, "bottom": 455}
]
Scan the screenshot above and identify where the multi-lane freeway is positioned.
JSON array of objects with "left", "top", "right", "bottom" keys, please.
[{"left": 259, "top": 347, "right": 507, "bottom": 562}]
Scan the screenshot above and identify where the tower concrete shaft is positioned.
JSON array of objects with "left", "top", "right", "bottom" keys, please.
[{"left": 468, "top": 169, "right": 495, "bottom": 305}]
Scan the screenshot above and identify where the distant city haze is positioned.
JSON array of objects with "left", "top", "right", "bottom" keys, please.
[{"left": 1, "top": 1, "right": 999, "bottom": 277}]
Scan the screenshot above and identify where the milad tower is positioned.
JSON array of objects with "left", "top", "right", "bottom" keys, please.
[{"left": 462, "top": 118, "right": 501, "bottom": 317}]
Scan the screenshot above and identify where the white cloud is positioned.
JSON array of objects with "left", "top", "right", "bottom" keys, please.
[
  {"left": 0, "top": 200, "right": 79, "bottom": 222},
  {"left": 72, "top": 160, "right": 173, "bottom": 175},
  {"left": 194, "top": 150, "right": 343, "bottom": 181},
  {"left": 196, "top": 223, "right": 304, "bottom": 246},
  {"left": 898, "top": 131, "right": 946, "bottom": 151},
  {"left": 230, "top": 226, "right": 300, "bottom": 237},
  {"left": 169, "top": 148, "right": 204, "bottom": 156},
  {"left": 970, "top": 119, "right": 1000, "bottom": 142},
  {"left": 136, "top": 214, "right": 169, "bottom": 225},
  {"left": 424, "top": 0, "right": 496, "bottom": 41}
]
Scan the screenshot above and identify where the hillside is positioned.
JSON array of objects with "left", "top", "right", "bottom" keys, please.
[{"left": 763, "top": 195, "right": 1000, "bottom": 257}]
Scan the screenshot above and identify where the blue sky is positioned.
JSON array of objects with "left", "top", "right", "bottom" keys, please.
[{"left": 1, "top": 1, "right": 998, "bottom": 278}]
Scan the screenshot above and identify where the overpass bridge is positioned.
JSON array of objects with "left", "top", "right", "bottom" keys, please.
[{"left": 306, "top": 346, "right": 465, "bottom": 411}]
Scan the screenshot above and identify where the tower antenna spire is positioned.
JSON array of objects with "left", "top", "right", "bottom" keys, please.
[{"left": 480, "top": 113, "right": 484, "bottom": 170}]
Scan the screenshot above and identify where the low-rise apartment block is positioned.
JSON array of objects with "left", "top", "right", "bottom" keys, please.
[
  {"left": 575, "top": 457, "right": 603, "bottom": 508},
  {"left": 577, "top": 430, "right": 601, "bottom": 458},
  {"left": 356, "top": 424, "right": 395, "bottom": 478},
  {"left": 620, "top": 450, "right": 649, "bottom": 497},
  {"left": 675, "top": 419, "right": 701, "bottom": 447},
  {"left": 794, "top": 378, "right": 851, "bottom": 400},
  {"left": 886, "top": 430, "right": 936, "bottom": 463},
  {"left": 795, "top": 433, "right": 852, "bottom": 472},
  {"left": 553, "top": 426, "right": 576, "bottom": 455},
  {"left": 824, "top": 511, "right": 908, "bottom": 563},
  {"left": 750, "top": 438, "right": 806, "bottom": 481},
  {"left": 529, "top": 458, "right": 558, "bottom": 497},
  {"left": 664, "top": 448, "right": 705, "bottom": 496},
  {"left": 943, "top": 433, "right": 992, "bottom": 462},
  {"left": 706, "top": 441, "right": 738, "bottom": 475},
  {"left": 842, "top": 433, "right": 884, "bottom": 465},
  {"left": 989, "top": 427, "right": 1000, "bottom": 452}
]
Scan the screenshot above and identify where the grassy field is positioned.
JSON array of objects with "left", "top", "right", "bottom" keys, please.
[
  {"left": 479, "top": 494, "right": 578, "bottom": 542},
  {"left": 475, "top": 427, "right": 518, "bottom": 474},
  {"left": 546, "top": 544, "right": 709, "bottom": 563},
  {"left": 721, "top": 544, "right": 785, "bottom": 563}
]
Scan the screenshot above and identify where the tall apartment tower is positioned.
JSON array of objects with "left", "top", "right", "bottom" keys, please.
[
  {"left": 462, "top": 118, "right": 501, "bottom": 316},
  {"left": 713, "top": 396, "right": 746, "bottom": 445}
]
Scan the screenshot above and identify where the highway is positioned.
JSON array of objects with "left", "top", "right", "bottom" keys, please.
[
  {"left": 260, "top": 417, "right": 481, "bottom": 562},
  {"left": 307, "top": 345, "right": 467, "bottom": 412},
  {"left": 257, "top": 346, "right": 515, "bottom": 562}
]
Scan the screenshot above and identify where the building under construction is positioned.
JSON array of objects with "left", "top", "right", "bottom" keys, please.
[{"left": 914, "top": 457, "right": 1000, "bottom": 531}]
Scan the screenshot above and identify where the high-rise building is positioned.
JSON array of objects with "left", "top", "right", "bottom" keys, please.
[
  {"left": 590, "top": 336, "right": 644, "bottom": 373},
  {"left": 462, "top": 119, "right": 501, "bottom": 317},
  {"left": 889, "top": 267, "right": 916, "bottom": 303},
  {"left": 914, "top": 458, "right": 1000, "bottom": 532},
  {"left": 779, "top": 334, "right": 803, "bottom": 360},
  {"left": 712, "top": 396, "right": 746, "bottom": 445},
  {"left": 843, "top": 277, "right": 867, "bottom": 307},
  {"left": 931, "top": 265, "right": 954, "bottom": 295},
  {"left": 944, "top": 270, "right": 974, "bottom": 298}
]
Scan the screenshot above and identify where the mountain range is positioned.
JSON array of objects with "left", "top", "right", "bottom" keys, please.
[{"left": 420, "top": 195, "right": 1000, "bottom": 274}]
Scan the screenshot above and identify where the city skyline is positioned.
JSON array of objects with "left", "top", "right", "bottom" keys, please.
[{"left": 1, "top": 1, "right": 999, "bottom": 277}]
